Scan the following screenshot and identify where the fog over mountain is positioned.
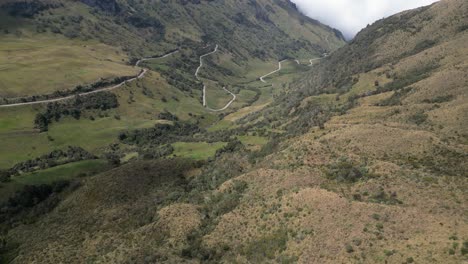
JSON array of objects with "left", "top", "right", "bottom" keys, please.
[{"left": 291, "top": 0, "right": 440, "bottom": 39}]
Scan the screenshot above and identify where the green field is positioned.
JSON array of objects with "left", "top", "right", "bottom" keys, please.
[
  {"left": 0, "top": 70, "right": 219, "bottom": 169},
  {"left": 238, "top": 135, "right": 269, "bottom": 150},
  {"left": 13, "top": 159, "right": 108, "bottom": 185},
  {"left": 172, "top": 142, "right": 227, "bottom": 160},
  {"left": 0, "top": 159, "right": 108, "bottom": 203},
  {"left": 0, "top": 34, "right": 137, "bottom": 98}
]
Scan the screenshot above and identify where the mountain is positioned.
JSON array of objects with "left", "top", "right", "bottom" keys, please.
[
  {"left": 0, "top": 0, "right": 467, "bottom": 263},
  {"left": 1, "top": 0, "right": 345, "bottom": 55},
  {"left": 0, "top": 0, "right": 344, "bottom": 98}
]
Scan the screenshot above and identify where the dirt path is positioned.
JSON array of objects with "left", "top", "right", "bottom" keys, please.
[
  {"left": 260, "top": 53, "right": 330, "bottom": 83},
  {"left": 0, "top": 50, "right": 179, "bottom": 108},
  {"left": 259, "top": 59, "right": 288, "bottom": 83},
  {"left": 309, "top": 58, "right": 322, "bottom": 66},
  {"left": 196, "top": 45, "right": 237, "bottom": 112},
  {"left": 206, "top": 87, "right": 237, "bottom": 112}
]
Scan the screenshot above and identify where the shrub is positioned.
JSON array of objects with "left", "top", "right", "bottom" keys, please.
[
  {"left": 422, "top": 95, "right": 454, "bottom": 104},
  {"left": 378, "top": 87, "right": 412, "bottom": 106},
  {"left": 409, "top": 111, "right": 428, "bottom": 125},
  {"left": 157, "top": 111, "right": 178, "bottom": 121},
  {"left": 377, "top": 63, "right": 438, "bottom": 93},
  {"left": 325, "top": 157, "right": 369, "bottom": 183},
  {"left": 345, "top": 244, "right": 354, "bottom": 253},
  {"left": 462, "top": 241, "right": 468, "bottom": 255},
  {"left": 369, "top": 187, "right": 403, "bottom": 205},
  {"left": 243, "top": 228, "right": 289, "bottom": 261}
]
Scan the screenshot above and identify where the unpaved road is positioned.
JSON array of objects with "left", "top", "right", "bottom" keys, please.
[
  {"left": 260, "top": 53, "right": 329, "bottom": 83},
  {"left": 207, "top": 87, "right": 237, "bottom": 112},
  {"left": 309, "top": 58, "right": 321, "bottom": 66},
  {"left": 259, "top": 59, "right": 288, "bottom": 83},
  {"left": 0, "top": 50, "right": 179, "bottom": 108},
  {"left": 195, "top": 45, "right": 237, "bottom": 112}
]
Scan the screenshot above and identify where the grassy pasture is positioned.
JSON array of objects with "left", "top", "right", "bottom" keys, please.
[
  {"left": 0, "top": 34, "right": 137, "bottom": 97},
  {"left": 172, "top": 142, "right": 227, "bottom": 160},
  {"left": 0, "top": 159, "right": 108, "bottom": 203}
]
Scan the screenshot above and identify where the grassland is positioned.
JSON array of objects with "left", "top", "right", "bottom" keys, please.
[
  {"left": 0, "top": 159, "right": 108, "bottom": 203},
  {"left": 0, "top": 34, "right": 137, "bottom": 98},
  {"left": 0, "top": 68, "right": 222, "bottom": 169},
  {"left": 238, "top": 135, "right": 268, "bottom": 151},
  {"left": 172, "top": 142, "right": 227, "bottom": 160},
  {"left": 13, "top": 159, "right": 108, "bottom": 185}
]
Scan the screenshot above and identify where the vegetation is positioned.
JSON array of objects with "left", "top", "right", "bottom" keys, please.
[
  {"left": 0, "top": 0, "right": 467, "bottom": 263},
  {"left": 325, "top": 157, "right": 372, "bottom": 183},
  {"left": 3, "top": 146, "right": 96, "bottom": 177},
  {"left": 409, "top": 111, "right": 428, "bottom": 125},
  {"left": 34, "top": 92, "right": 119, "bottom": 132}
]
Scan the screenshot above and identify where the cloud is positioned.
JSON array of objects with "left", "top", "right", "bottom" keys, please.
[{"left": 290, "top": 0, "right": 439, "bottom": 39}]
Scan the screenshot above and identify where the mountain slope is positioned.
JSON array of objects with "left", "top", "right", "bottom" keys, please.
[
  {"left": 0, "top": 0, "right": 345, "bottom": 98},
  {"left": 1, "top": 1, "right": 467, "bottom": 263}
]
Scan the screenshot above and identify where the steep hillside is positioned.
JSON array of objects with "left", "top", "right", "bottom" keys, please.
[{"left": 1, "top": 0, "right": 467, "bottom": 263}]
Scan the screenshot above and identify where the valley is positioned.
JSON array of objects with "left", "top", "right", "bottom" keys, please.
[{"left": 0, "top": 0, "right": 466, "bottom": 263}]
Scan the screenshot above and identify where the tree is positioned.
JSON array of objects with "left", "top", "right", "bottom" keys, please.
[
  {"left": 34, "top": 113, "right": 49, "bottom": 132},
  {"left": 105, "top": 153, "right": 121, "bottom": 167}
]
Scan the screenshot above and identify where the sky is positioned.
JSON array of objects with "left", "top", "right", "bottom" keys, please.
[{"left": 290, "top": 0, "right": 440, "bottom": 39}]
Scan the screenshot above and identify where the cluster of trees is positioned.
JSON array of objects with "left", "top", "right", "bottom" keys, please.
[
  {"left": 2, "top": 146, "right": 96, "bottom": 179},
  {"left": 2, "top": 1, "right": 61, "bottom": 18},
  {"left": 0, "top": 181, "right": 71, "bottom": 225},
  {"left": 158, "top": 111, "right": 179, "bottom": 121},
  {"left": 34, "top": 92, "right": 119, "bottom": 132},
  {"left": 119, "top": 122, "right": 202, "bottom": 146}
]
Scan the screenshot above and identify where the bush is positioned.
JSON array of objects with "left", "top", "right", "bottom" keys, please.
[
  {"left": 462, "top": 241, "right": 468, "bottom": 255},
  {"left": 157, "top": 111, "right": 178, "bottom": 121},
  {"left": 422, "top": 95, "right": 454, "bottom": 104},
  {"left": 345, "top": 244, "right": 354, "bottom": 253},
  {"left": 325, "top": 157, "right": 370, "bottom": 183},
  {"left": 378, "top": 87, "right": 412, "bottom": 106},
  {"left": 409, "top": 111, "right": 428, "bottom": 125},
  {"left": 377, "top": 63, "right": 438, "bottom": 93},
  {"left": 243, "top": 228, "right": 289, "bottom": 261},
  {"left": 369, "top": 187, "right": 402, "bottom": 205}
]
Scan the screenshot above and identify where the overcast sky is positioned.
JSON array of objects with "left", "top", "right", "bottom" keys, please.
[{"left": 290, "top": 0, "right": 439, "bottom": 39}]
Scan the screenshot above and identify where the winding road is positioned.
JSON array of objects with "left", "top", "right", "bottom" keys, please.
[
  {"left": 195, "top": 45, "right": 237, "bottom": 112},
  {"left": 259, "top": 53, "right": 329, "bottom": 83},
  {"left": 259, "top": 59, "right": 288, "bottom": 83},
  {"left": 0, "top": 50, "right": 179, "bottom": 108},
  {"left": 309, "top": 58, "right": 322, "bottom": 66}
]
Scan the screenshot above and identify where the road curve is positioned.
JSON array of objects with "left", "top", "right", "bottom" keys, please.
[
  {"left": 0, "top": 50, "right": 179, "bottom": 108},
  {"left": 195, "top": 45, "right": 237, "bottom": 112},
  {"left": 206, "top": 87, "right": 237, "bottom": 112},
  {"left": 259, "top": 59, "right": 288, "bottom": 83},
  {"left": 259, "top": 53, "right": 330, "bottom": 83},
  {"left": 309, "top": 58, "right": 321, "bottom": 66}
]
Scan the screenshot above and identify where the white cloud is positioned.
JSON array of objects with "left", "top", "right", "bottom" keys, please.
[{"left": 290, "top": 0, "right": 439, "bottom": 39}]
